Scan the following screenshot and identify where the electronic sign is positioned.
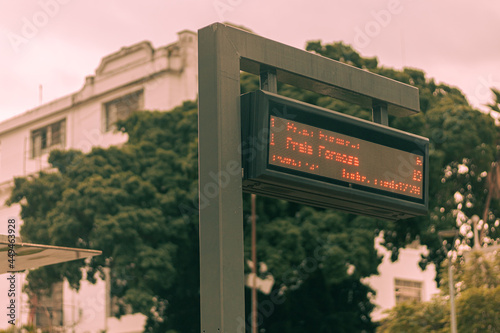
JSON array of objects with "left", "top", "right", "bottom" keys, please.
[
  {"left": 269, "top": 115, "right": 424, "bottom": 199},
  {"left": 241, "top": 90, "right": 429, "bottom": 220}
]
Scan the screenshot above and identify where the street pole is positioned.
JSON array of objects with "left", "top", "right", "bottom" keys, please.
[
  {"left": 198, "top": 24, "right": 245, "bottom": 333},
  {"left": 448, "top": 257, "right": 457, "bottom": 333},
  {"left": 251, "top": 194, "right": 257, "bottom": 333},
  {"left": 438, "top": 229, "right": 459, "bottom": 333},
  {"left": 472, "top": 214, "right": 480, "bottom": 249}
]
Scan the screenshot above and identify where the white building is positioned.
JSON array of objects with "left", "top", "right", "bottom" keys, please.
[
  {"left": 0, "top": 27, "right": 438, "bottom": 332},
  {"left": 0, "top": 29, "right": 197, "bottom": 332},
  {"left": 365, "top": 235, "right": 440, "bottom": 321}
]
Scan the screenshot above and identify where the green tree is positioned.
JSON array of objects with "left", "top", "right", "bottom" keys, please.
[
  {"left": 304, "top": 41, "right": 500, "bottom": 278},
  {"left": 9, "top": 103, "right": 380, "bottom": 332},
  {"left": 456, "top": 286, "right": 500, "bottom": 332},
  {"left": 9, "top": 102, "right": 200, "bottom": 332},
  {"left": 378, "top": 251, "right": 500, "bottom": 333},
  {"left": 440, "top": 250, "right": 500, "bottom": 295},
  {"left": 243, "top": 207, "right": 381, "bottom": 333},
  {"left": 377, "top": 298, "right": 449, "bottom": 333}
]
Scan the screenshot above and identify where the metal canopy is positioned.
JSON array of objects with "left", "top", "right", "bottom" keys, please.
[
  {"left": 198, "top": 22, "right": 421, "bottom": 333},
  {"left": 0, "top": 235, "right": 101, "bottom": 274}
]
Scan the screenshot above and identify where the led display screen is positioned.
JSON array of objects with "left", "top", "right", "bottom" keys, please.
[
  {"left": 241, "top": 90, "right": 428, "bottom": 220},
  {"left": 268, "top": 115, "right": 424, "bottom": 199}
]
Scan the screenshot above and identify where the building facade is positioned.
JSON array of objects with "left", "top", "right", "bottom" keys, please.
[
  {"left": 0, "top": 28, "right": 438, "bottom": 332},
  {"left": 366, "top": 235, "right": 440, "bottom": 321}
]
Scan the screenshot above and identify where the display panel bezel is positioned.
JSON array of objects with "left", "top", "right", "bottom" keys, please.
[{"left": 241, "top": 90, "right": 429, "bottom": 219}]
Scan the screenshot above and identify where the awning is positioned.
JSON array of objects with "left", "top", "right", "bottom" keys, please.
[{"left": 0, "top": 235, "right": 101, "bottom": 274}]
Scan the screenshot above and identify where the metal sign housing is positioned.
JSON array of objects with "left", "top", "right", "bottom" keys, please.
[{"left": 241, "top": 90, "right": 428, "bottom": 220}]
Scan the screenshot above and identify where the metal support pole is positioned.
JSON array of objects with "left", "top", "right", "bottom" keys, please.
[
  {"left": 448, "top": 259, "right": 457, "bottom": 333},
  {"left": 260, "top": 66, "right": 277, "bottom": 93},
  {"left": 439, "top": 230, "right": 459, "bottom": 333},
  {"left": 198, "top": 25, "right": 245, "bottom": 333},
  {"left": 372, "top": 104, "right": 389, "bottom": 126},
  {"left": 251, "top": 194, "right": 257, "bottom": 333}
]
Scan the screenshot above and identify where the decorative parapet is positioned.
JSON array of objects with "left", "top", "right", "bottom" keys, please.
[{"left": 0, "top": 30, "right": 197, "bottom": 136}]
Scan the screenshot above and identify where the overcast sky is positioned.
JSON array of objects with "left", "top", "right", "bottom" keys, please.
[{"left": 0, "top": 0, "right": 499, "bottom": 123}]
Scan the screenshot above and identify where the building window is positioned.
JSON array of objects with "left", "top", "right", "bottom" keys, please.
[
  {"left": 33, "top": 282, "right": 63, "bottom": 329},
  {"left": 31, "top": 119, "right": 66, "bottom": 158},
  {"left": 104, "top": 90, "right": 143, "bottom": 131},
  {"left": 395, "top": 278, "right": 422, "bottom": 304}
]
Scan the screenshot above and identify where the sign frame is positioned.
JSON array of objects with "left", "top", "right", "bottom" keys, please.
[{"left": 198, "top": 22, "right": 421, "bottom": 333}]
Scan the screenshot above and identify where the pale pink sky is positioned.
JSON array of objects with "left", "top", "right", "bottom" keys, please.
[
  {"left": 0, "top": 0, "right": 499, "bottom": 123},
  {"left": 0, "top": 1, "right": 499, "bottom": 329}
]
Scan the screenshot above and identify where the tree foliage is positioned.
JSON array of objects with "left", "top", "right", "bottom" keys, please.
[
  {"left": 378, "top": 250, "right": 500, "bottom": 333},
  {"left": 242, "top": 206, "right": 382, "bottom": 333},
  {"left": 303, "top": 41, "right": 500, "bottom": 277},
  {"left": 9, "top": 102, "right": 200, "bottom": 332},
  {"left": 377, "top": 298, "right": 449, "bottom": 333}
]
